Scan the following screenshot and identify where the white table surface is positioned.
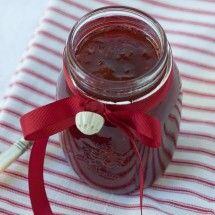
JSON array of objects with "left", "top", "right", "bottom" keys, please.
[{"left": 0, "top": 0, "right": 48, "bottom": 102}]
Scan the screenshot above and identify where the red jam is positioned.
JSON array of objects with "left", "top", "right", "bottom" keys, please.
[
  {"left": 57, "top": 7, "right": 182, "bottom": 194},
  {"left": 75, "top": 26, "right": 159, "bottom": 80}
]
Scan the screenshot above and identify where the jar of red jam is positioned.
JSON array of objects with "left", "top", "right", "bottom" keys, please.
[{"left": 57, "top": 6, "right": 182, "bottom": 195}]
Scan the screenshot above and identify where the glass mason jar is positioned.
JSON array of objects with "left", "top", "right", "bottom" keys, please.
[{"left": 57, "top": 6, "right": 182, "bottom": 194}]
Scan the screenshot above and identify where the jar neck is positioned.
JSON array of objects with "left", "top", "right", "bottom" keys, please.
[{"left": 63, "top": 6, "right": 171, "bottom": 103}]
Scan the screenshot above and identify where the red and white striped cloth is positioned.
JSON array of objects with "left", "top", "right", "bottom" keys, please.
[{"left": 0, "top": 0, "right": 214, "bottom": 214}]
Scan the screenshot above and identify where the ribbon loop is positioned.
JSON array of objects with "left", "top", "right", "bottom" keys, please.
[
  {"left": 106, "top": 111, "right": 161, "bottom": 148},
  {"left": 21, "top": 97, "right": 82, "bottom": 140},
  {"left": 29, "top": 138, "right": 52, "bottom": 215},
  {"left": 132, "top": 113, "right": 162, "bottom": 148}
]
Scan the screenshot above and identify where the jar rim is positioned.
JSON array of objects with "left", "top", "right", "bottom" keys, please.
[{"left": 65, "top": 6, "right": 169, "bottom": 102}]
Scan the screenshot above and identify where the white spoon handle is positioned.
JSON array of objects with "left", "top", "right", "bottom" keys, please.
[{"left": 0, "top": 138, "right": 32, "bottom": 172}]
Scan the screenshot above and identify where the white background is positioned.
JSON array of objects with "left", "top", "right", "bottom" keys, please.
[{"left": 0, "top": 0, "right": 48, "bottom": 101}]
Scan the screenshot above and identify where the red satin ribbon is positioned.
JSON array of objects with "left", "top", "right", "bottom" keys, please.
[{"left": 20, "top": 69, "right": 173, "bottom": 215}]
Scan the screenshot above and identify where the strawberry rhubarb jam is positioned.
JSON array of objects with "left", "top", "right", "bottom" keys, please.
[
  {"left": 75, "top": 26, "right": 159, "bottom": 81},
  {"left": 57, "top": 7, "right": 182, "bottom": 194}
]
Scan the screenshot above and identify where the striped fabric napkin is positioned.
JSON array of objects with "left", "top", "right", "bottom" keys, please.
[{"left": 0, "top": 0, "right": 214, "bottom": 214}]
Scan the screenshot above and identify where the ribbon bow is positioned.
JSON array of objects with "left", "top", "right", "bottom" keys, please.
[{"left": 20, "top": 69, "right": 172, "bottom": 215}]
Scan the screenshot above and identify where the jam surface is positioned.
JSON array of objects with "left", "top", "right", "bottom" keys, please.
[{"left": 75, "top": 26, "right": 159, "bottom": 80}]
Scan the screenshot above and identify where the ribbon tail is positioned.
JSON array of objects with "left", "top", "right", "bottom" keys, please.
[
  {"left": 139, "top": 159, "right": 144, "bottom": 215},
  {"left": 29, "top": 138, "right": 52, "bottom": 215},
  {"left": 130, "top": 134, "right": 144, "bottom": 215},
  {"left": 105, "top": 114, "right": 144, "bottom": 214}
]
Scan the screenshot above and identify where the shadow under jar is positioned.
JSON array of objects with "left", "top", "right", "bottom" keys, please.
[{"left": 57, "top": 6, "right": 182, "bottom": 194}]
